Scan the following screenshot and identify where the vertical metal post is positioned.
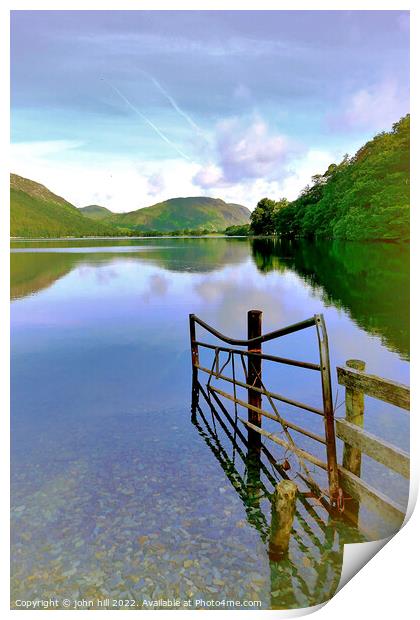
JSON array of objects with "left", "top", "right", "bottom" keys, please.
[
  {"left": 315, "top": 314, "right": 340, "bottom": 509},
  {"left": 247, "top": 310, "right": 262, "bottom": 452},
  {"left": 189, "top": 314, "right": 199, "bottom": 411},
  {"left": 342, "top": 358, "right": 366, "bottom": 522}
]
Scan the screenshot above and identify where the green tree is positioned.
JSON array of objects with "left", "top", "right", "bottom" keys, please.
[
  {"left": 270, "top": 114, "right": 409, "bottom": 241},
  {"left": 225, "top": 224, "right": 250, "bottom": 236},
  {"left": 250, "top": 198, "right": 277, "bottom": 235}
]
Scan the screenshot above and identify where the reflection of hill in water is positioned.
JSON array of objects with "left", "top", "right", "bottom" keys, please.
[
  {"left": 11, "top": 238, "right": 250, "bottom": 300},
  {"left": 11, "top": 252, "right": 76, "bottom": 300},
  {"left": 12, "top": 238, "right": 408, "bottom": 361},
  {"left": 251, "top": 238, "right": 409, "bottom": 360}
]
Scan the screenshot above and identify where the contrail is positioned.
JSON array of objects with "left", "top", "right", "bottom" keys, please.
[
  {"left": 101, "top": 77, "right": 192, "bottom": 161},
  {"left": 141, "top": 70, "right": 207, "bottom": 140}
]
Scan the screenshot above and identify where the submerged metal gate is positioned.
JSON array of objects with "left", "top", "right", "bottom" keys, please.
[
  {"left": 190, "top": 391, "right": 349, "bottom": 608},
  {"left": 189, "top": 311, "right": 341, "bottom": 510}
]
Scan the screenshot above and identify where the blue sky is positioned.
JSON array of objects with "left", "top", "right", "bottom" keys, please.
[{"left": 11, "top": 10, "right": 410, "bottom": 212}]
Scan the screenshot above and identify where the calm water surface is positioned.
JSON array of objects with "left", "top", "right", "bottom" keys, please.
[{"left": 10, "top": 238, "right": 409, "bottom": 610}]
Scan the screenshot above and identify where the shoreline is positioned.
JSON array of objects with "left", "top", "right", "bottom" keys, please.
[
  {"left": 10, "top": 235, "right": 409, "bottom": 244},
  {"left": 10, "top": 234, "right": 233, "bottom": 242}
]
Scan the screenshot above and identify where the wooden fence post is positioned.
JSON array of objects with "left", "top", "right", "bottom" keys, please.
[
  {"left": 269, "top": 480, "right": 297, "bottom": 560},
  {"left": 247, "top": 310, "right": 262, "bottom": 453},
  {"left": 342, "top": 358, "right": 366, "bottom": 521}
]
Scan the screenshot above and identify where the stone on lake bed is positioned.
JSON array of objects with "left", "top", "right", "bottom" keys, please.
[
  {"left": 62, "top": 568, "right": 77, "bottom": 577},
  {"left": 137, "top": 535, "right": 149, "bottom": 545},
  {"left": 107, "top": 574, "right": 124, "bottom": 588}
]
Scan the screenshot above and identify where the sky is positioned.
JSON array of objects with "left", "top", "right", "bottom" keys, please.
[{"left": 10, "top": 10, "right": 410, "bottom": 212}]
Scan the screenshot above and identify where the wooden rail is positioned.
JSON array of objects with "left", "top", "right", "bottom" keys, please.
[
  {"left": 190, "top": 312, "right": 410, "bottom": 532},
  {"left": 336, "top": 360, "right": 409, "bottom": 529},
  {"left": 337, "top": 366, "right": 410, "bottom": 410}
]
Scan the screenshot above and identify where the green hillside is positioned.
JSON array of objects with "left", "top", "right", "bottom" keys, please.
[
  {"left": 105, "top": 197, "right": 250, "bottom": 232},
  {"left": 251, "top": 114, "right": 409, "bottom": 241},
  {"left": 79, "top": 205, "right": 114, "bottom": 220},
  {"left": 10, "top": 174, "right": 116, "bottom": 238}
]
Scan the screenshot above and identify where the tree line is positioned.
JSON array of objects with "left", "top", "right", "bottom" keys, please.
[{"left": 244, "top": 115, "right": 409, "bottom": 242}]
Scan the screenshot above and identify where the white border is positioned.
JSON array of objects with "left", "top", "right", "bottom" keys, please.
[{"left": 2, "top": 2, "right": 417, "bottom": 619}]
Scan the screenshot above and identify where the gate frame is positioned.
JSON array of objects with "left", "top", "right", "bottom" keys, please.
[{"left": 189, "top": 311, "right": 341, "bottom": 510}]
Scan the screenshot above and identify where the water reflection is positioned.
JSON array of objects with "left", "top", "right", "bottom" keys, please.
[
  {"left": 11, "top": 238, "right": 250, "bottom": 299},
  {"left": 191, "top": 381, "right": 364, "bottom": 609},
  {"left": 251, "top": 238, "right": 409, "bottom": 360},
  {"left": 12, "top": 238, "right": 409, "bottom": 364},
  {"left": 10, "top": 238, "right": 409, "bottom": 609}
]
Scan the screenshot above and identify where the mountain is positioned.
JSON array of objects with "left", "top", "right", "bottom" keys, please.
[
  {"left": 104, "top": 197, "right": 251, "bottom": 232},
  {"left": 79, "top": 205, "right": 114, "bottom": 220},
  {"left": 10, "top": 174, "right": 116, "bottom": 238},
  {"left": 11, "top": 174, "right": 251, "bottom": 237}
]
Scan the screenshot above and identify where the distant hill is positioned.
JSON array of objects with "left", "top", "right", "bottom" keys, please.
[
  {"left": 79, "top": 205, "right": 114, "bottom": 220},
  {"left": 104, "top": 197, "right": 251, "bottom": 232},
  {"left": 10, "top": 174, "right": 116, "bottom": 238},
  {"left": 10, "top": 174, "right": 251, "bottom": 237}
]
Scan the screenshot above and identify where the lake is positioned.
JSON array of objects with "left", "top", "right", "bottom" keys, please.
[{"left": 10, "top": 237, "right": 409, "bottom": 610}]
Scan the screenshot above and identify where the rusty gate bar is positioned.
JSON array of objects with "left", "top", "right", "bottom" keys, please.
[
  {"left": 189, "top": 314, "right": 199, "bottom": 376},
  {"left": 195, "top": 381, "right": 279, "bottom": 490},
  {"left": 240, "top": 418, "right": 328, "bottom": 471},
  {"left": 193, "top": 341, "right": 321, "bottom": 371},
  {"left": 314, "top": 314, "right": 340, "bottom": 508},
  {"left": 247, "top": 310, "right": 262, "bottom": 452},
  {"left": 192, "top": 394, "right": 328, "bottom": 559},
  {"left": 208, "top": 385, "right": 326, "bottom": 444},
  {"left": 194, "top": 380, "right": 329, "bottom": 545},
  {"left": 192, "top": 314, "right": 317, "bottom": 346},
  {"left": 195, "top": 364, "right": 325, "bottom": 416},
  {"left": 200, "top": 379, "right": 332, "bottom": 518},
  {"left": 189, "top": 314, "right": 199, "bottom": 409},
  {"left": 189, "top": 310, "right": 341, "bottom": 511}
]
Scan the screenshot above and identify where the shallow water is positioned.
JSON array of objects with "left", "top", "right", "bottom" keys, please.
[{"left": 10, "top": 237, "right": 409, "bottom": 610}]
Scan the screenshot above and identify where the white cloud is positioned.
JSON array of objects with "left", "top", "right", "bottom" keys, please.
[
  {"left": 191, "top": 149, "right": 334, "bottom": 208},
  {"left": 146, "top": 171, "right": 166, "bottom": 197},
  {"left": 193, "top": 117, "right": 295, "bottom": 189},
  {"left": 328, "top": 79, "right": 408, "bottom": 132},
  {"left": 11, "top": 137, "right": 335, "bottom": 213},
  {"left": 280, "top": 149, "right": 336, "bottom": 199},
  {"left": 10, "top": 141, "right": 201, "bottom": 212},
  {"left": 191, "top": 118, "right": 335, "bottom": 207},
  {"left": 193, "top": 164, "right": 224, "bottom": 188}
]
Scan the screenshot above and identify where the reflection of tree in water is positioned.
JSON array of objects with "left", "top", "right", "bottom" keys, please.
[
  {"left": 191, "top": 382, "right": 363, "bottom": 609},
  {"left": 10, "top": 238, "right": 250, "bottom": 300},
  {"left": 251, "top": 238, "right": 409, "bottom": 360}
]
